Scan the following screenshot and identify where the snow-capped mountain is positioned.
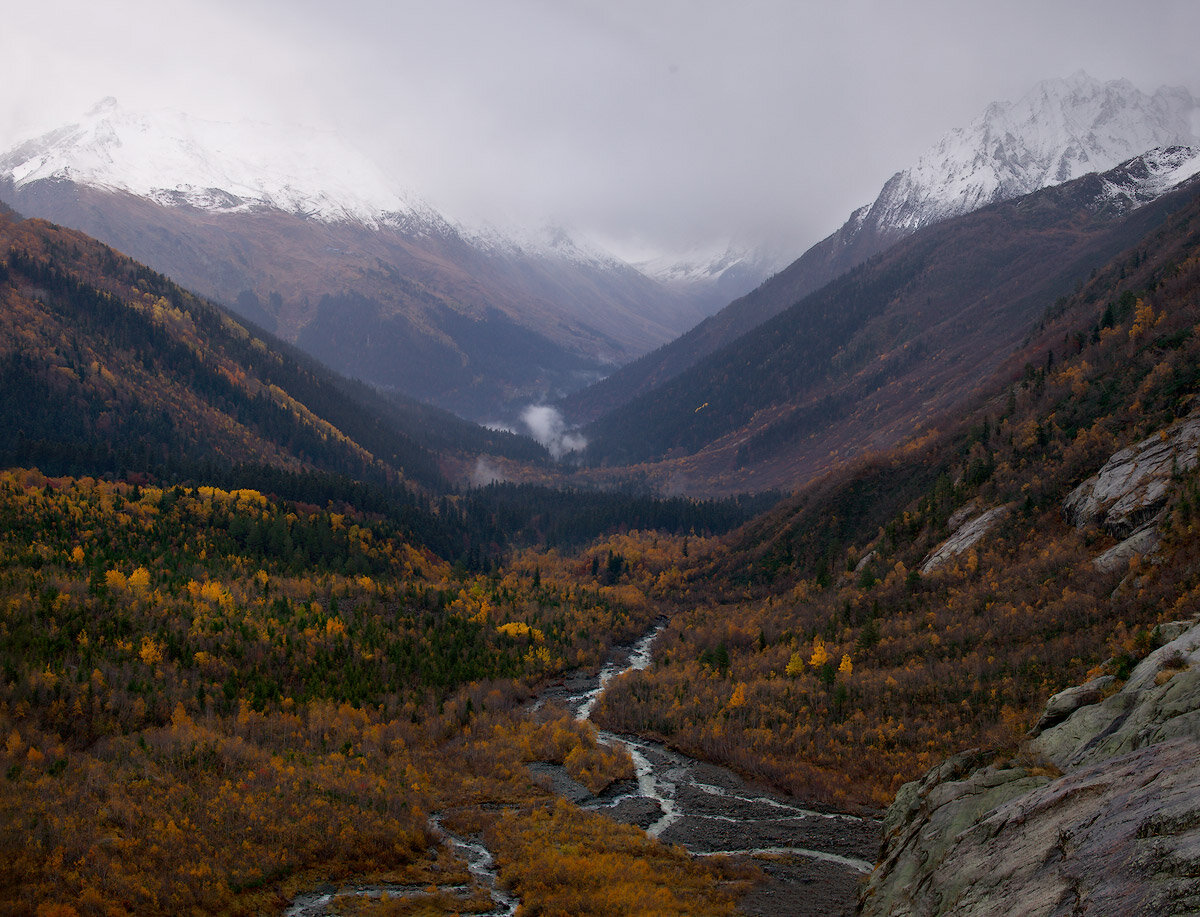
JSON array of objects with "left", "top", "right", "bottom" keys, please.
[
  {"left": 0, "top": 96, "right": 767, "bottom": 300},
  {"left": 0, "top": 98, "right": 735, "bottom": 418},
  {"left": 634, "top": 242, "right": 777, "bottom": 289},
  {"left": 561, "top": 73, "right": 1200, "bottom": 425},
  {"left": 854, "top": 71, "right": 1199, "bottom": 239},
  {"left": 0, "top": 97, "right": 439, "bottom": 228},
  {"left": 1094, "top": 145, "right": 1200, "bottom": 210},
  {"left": 635, "top": 241, "right": 787, "bottom": 317}
]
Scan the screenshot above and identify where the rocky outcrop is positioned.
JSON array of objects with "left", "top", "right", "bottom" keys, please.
[
  {"left": 1065, "top": 410, "right": 1200, "bottom": 534},
  {"left": 859, "top": 619, "right": 1200, "bottom": 917},
  {"left": 920, "top": 506, "right": 1009, "bottom": 574},
  {"left": 1063, "top": 408, "right": 1200, "bottom": 572},
  {"left": 1092, "top": 525, "right": 1163, "bottom": 574}
]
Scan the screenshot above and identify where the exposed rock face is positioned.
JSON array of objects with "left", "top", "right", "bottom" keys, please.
[
  {"left": 1064, "top": 411, "right": 1200, "bottom": 536},
  {"left": 1063, "top": 408, "right": 1200, "bottom": 573},
  {"left": 920, "top": 506, "right": 1009, "bottom": 574},
  {"left": 1030, "top": 675, "right": 1117, "bottom": 735},
  {"left": 1092, "top": 526, "right": 1162, "bottom": 574},
  {"left": 858, "top": 620, "right": 1200, "bottom": 917}
]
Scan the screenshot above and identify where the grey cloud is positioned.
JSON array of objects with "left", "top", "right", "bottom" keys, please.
[{"left": 3, "top": 0, "right": 1199, "bottom": 262}]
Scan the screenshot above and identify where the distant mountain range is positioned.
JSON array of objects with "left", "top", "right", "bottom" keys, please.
[
  {"left": 4, "top": 74, "right": 1197, "bottom": 460},
  {"left": 578, "top": 149, "right": 1200, "bottom": 494},
  {"left": 563, "top": 73, "right": 1200, "bottom": 424},
  {"left": 0, "top": 98, "right": 769, "bottom": 420},
  {"left": 0, "top": 202, "right": 550, "bottom": 491}
]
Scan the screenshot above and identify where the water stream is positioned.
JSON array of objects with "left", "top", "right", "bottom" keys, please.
[
  {"left": 285, "top": 624, "right": 878, "bottom": 916},
  {"left": 283, "top": 814, "right": 517, "bottom": 917},
  {"left": 539, "top": 625, "right": 880, "bottom": 917},
  {"left": 432, "top": 816, "right": 519, "bottom": 917}
]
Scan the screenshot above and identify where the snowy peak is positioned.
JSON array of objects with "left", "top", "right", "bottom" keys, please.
[
  {"left": 0, "top": 98, "right": 676, "bottom": 273},
  {"left": 638, "top": 242, "right": 763, "bottom": 287},
  {"left": 0, "top": 98, "right": 434, "bottom": 226},
  {"left": 1095, "top": 145, "right": 1200, "bottom": 209},
  {"left": 862, "top": 72, "right": 1200, "bottom": 235},
  {"left": 464, "top": 219, "right": 631, "bottom": 271}
]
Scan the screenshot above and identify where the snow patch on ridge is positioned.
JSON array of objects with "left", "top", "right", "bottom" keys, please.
[
  {"left": 862, "top": 72, "right": 1200, "bottom": 237},
  {"left": 0, "top": 97, "right": 436, "bottom": 228},
  {"left": 1094, "top": 145, "right": 1200, "bottom": 209}
]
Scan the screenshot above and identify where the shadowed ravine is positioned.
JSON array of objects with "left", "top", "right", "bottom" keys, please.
[{"left": 534, "top": 626, "right": 881, "bottom": 917}]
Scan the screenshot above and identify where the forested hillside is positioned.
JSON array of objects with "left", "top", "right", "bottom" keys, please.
[
  {"left": 595, "top": 182, "right": 1200, "bottom": 807},
  {"left": 0, "top": 468, "right": 762, "bottom": 914},
  {"left": 0, "top": 210, "right": 546, "bottom": 485},
  {"left": 0, "top": 211, "right": 763, "bottom": 568}
]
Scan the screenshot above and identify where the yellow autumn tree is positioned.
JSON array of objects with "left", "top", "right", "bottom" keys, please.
[
  {"left": 128, "top": 567, "right": 151, "bottom": 590},
  {"left": 728, "top": 682, "right": 747, "bottom": 709},
  {"left": 809, "top": 636, "right": 829, "bottom": 668},
  {"left": 139, "top": 636, "right": 164, "bottom": 667},
  {"left": 1129, "top": 298, "right": 1160, "bottom": 340},
  {"left": 785, "top": 651, "right": 804, "bottom": 677},
  {"left": 838, "top": 654, "right": 853, "bottom": 677}
]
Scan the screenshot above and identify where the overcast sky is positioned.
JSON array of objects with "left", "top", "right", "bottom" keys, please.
[{"left": 4, "top": 0, "right": 1198, "bottom": 260}]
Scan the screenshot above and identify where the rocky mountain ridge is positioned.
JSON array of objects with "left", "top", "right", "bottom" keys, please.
[
  {"left": 564, "top": 74, "right": 1200, "bottom": 424},
  {"left": 857, "top": 72, "right": 1199, "bottom": 239}
]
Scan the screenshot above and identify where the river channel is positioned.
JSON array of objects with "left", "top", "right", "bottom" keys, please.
[
  {"left": 286, "top": 625, "right": 879, "bottom": 916},
  {"left": 284, "top": 812, "right": 518, "bottom": 917},
  {"left": 533, "top": 625, "right": 880, "bottom": 917}
]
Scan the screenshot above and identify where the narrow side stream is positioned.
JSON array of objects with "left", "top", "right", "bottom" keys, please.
[
  {"left": 432, "top": 816, "right": 519, "bottom": 917},
  {"left": 283, "top": 814, "right": 518, "bottom": 917}
]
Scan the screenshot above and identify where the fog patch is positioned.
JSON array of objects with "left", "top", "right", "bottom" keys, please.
[
  {"left": 521, "top": 405, "right": 586, "bottom": 460},
  {"left": 471, "top": 457, "right": 508, "bottom": 486}
]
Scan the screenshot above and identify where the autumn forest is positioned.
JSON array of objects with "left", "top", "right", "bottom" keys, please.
[{"left": 4, "top": 175, "right": 1200, "bottom": 916}]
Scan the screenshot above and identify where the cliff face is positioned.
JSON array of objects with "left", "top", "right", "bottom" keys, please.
[
  {"left": 858, "top": 618, "right": 1200, "bottom": 916},
  {"left": 1063, "top": 407, "right": 1200, "bottom": 573}
]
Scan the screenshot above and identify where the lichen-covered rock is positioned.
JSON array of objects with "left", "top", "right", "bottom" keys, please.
[
  {"left": 1063, "top": 412, "right": 1200, "bottom": 537},
  {"left": 1092, "top": 524, "right": 1161, "bottom": 573},
  {"left": 920, "top": 506, "right": 1009, "bottom": 574},
  {"left": 1030, "top": 621, "right": 1200, "bottom": 769},
  {"left": 946, "top": 500, "right": 984, "bottom": 534},
  {"left": 1029, "top": 675, "right": 1117, "bottom": 737},
  {"left": 859, "top": 619, "right": 1200, "bottom": 917}
]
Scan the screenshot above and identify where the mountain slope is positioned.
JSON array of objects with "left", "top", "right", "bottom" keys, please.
[
  {"left": 579, "top": 150, "right": 1200, "bottom": 494},
  {"left": 564, "top": 74, "right": 1200, "bottom": 423},
  {"left": 0, "top": 207, "right": 768, "bottom": 566},
  {"left": 0, "top": 207, "right": 551, "bottom": 503},
  {"left": 0, "top": 100, "right": 716, "bottom": 419},
  {"left": 594, "top": 174, "right": 1200, "bottom": 813}
]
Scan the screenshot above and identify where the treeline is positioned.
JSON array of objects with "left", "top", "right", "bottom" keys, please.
[{"left": 459, "top": 482, "right": 777, "bottom": 552}]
